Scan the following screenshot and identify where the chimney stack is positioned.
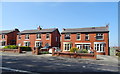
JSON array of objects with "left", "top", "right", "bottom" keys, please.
[
  {"left": 63, "top": 28, "right": 65, "bottom": 31},
  {"left": 37, "top": 26, "right": 42, "bottom": 30},
  {"left": 106, "top": 24, "right": 109, "bottom": 30}
]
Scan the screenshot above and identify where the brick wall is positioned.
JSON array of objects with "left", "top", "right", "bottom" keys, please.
[{"left": 61, "top": 32, "right": 109, "bottom": 55}]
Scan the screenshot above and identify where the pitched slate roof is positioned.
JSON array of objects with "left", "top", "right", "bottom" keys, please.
[
  {"left": 61, "top": 26, "right": 109, "bottom": 34},
  {"left": 0, "top": 29, "right": 16, "bottom": 34},
  {"left": 18, "top": 28, "right": 58, "bottom": 34}
]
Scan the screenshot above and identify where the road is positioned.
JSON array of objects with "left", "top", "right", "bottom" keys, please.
[{"left": 0, "top": 52, "right": 120, "bottom": 74}]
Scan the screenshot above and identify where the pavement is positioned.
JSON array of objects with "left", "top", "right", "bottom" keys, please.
[{"left": 0, "top": 52, "right": 120, "bottom": 74}]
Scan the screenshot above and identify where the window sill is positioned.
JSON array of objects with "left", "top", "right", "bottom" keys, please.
[
  {"left": 36, "top": 39, "right": 41, "bottom": 40},
  {"left": 46, "top": 38, "right": 50, "bottom": 40},
  {"left": 96, "top": 39, "right": 104, "bottom": 40},
  {"left": 76, "top": 39, "right": 81, "bottom": 41},
  {"left": 25, "top": 39, "right": 29, "bottom": 40},
  {"left": 64, "top": 39, "right": 71, "bottom": 41}
]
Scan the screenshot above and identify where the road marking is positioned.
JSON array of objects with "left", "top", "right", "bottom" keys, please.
[{"left": 0, "top": 67, "right": 39, "bottom": 74}]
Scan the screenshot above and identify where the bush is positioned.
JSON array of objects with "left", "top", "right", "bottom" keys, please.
[
  {"left": 41, "top": 51, "right": 49, "bottom": 54},
  {"left": 20, "top": 46, "right": 31, "bottom": 51},
  {"left": 80, "top": 49, "right": 88, "bottom": 53},
  {"left": 70, "top": 47, "right": 79, "bottom": 53},
  {"left": 3, "top": 45, "right": 18, "bottom": 49},
  {"left": 116, "top": 52, "right": 120, "bottom": 57}
]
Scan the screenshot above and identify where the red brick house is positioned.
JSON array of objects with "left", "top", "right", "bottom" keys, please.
[
  {"left": 61, "top": 25, "right": 109, "bottom": 55},
  {"left": 0, "top": 29, "right": 19, "bottom": 47},
  {"left": 17, "top": 26, "right": 60, "bottom": 48}
]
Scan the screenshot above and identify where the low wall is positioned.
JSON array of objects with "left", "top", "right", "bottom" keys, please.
[
  {"left": 52, "top": 49, "right": 97, "bottom": 60},
  {"left": 0, "top": 47, "right": 22, "bottom": 53}
]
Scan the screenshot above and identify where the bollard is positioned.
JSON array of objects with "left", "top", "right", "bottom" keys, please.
[
  {"left": 52, "top": 48, "right": 55, "bottom": 56},
  {"left": 35, "top": 47, "right": 39, "bottom": 55},
  {"left": 18, "top": 47, "right": 22, "bottom": 53}
]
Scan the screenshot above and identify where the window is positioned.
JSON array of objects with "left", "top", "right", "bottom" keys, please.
[
  {"left": 76, "top": 33, "right": 80, "bottom": 40},
  {"left": 46, "top": 33, "right": 49, "bottom": 39},
  {"left": 64, "top": 42, "right": 72, "bottom": 51},
  {"left": 36, "top": 34, "right": 41, "bottom": 39},
  {"left": 35, "top": 41, "right": 42, "bottom": 47},
  {"left": 96, "top": 33, "right": 103, "bottom": 40},
  {"left": 2, "top": 34, "right": 5, "bottom": 39},
  {"left": 76, "top": 44, "right": 90, "bottom": 50},
  {"left": 76, "top": 44, "right": 82, "bottom": 49},
  {"left": 83, "top": 44, "right": 90, "bottom": 50},
  {"left": 65, "top": 34, "right": 70, "bottom": 40},
  {"left": 85, "top": 34, "right": 89, "bottom": 40},
  {"left": 56, "top": 37, "right": 58, "bottom": 42},
  {"left": 94, "top": 43, "right": 105, "bottom": 52},
  {"left": 18, "top": 34, "right": 21, "bottom": 39},
  {"left": 24, "top": 41, "right": 30, "bottom": 46},
  {"left": 1, "top": 41, "right": 6, "bottom": 46},
  {"left": 25, "top": 34, "right": 29, "bottom": 39}
]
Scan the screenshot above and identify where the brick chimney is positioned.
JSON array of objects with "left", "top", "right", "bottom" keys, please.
[
  {"left": 37, "top": 26, "right": 42, "bottom": 30},
  {"left": 106, "top": 24, "right": 109, "bottom": 30},
  {"left": 62, "top": 28, "right": 65, "bottom": 31}
]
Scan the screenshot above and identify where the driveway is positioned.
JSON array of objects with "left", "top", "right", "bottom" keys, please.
[{"left": 0, "top": 52, "right": 119, "bottom": 74}]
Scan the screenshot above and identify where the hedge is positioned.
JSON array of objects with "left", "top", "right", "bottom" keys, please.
[
  {"left": 20, "top": 46, "right": 32, "bottom": 51},
  {"left": 3, "top": 45, "right": 18, "bottom": 49}
]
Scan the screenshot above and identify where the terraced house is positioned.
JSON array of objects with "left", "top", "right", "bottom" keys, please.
[
  {"left": 0, "top": 29, "right": 19, "bottom": 48},
  {"left": 17, "top": 26, "right": 60, "bottom": 48},
  {"left": 61, "top": 25, "right": 109, "bottom": 55}
]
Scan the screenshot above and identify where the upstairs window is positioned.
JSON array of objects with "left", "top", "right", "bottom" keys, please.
[
  {"left": 85, "top": 34, "right": 89, "bottom": 40},
  {"left": 46, "top": 33, "right": 50, "bottom": 39},
  {"left": 76, "top": 33, "right": 80, "bottom": 40},
  {"left": 2, "top": 34, "right": 5, "bottom": 39},
  {"left": 18, "top": 34, "right": 21, "bottom": 39},
  {"left": 65, "top": 34, "right": 70, "bottom": 40},
  {"left": 36, "top": 34, "right": 41, "bottom": 39},
  {"left": 25, "top": 34, "right": 29, "bottom": 39},
  {"left": 96, "top": 33, "right": 103, "bottom": 40}
]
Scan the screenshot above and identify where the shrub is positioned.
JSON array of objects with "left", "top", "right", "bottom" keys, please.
[
  {"left": 3, "top": 45, "right": 18, "bottom": 49},
  {"left": 20, "top": 46, "right": 31, "bottom": 51},
  {"left": 70, "top": 47, "right": 79, "bottom": 53},
  {"left": 41, "top": 51, "right": 49, "bottom": 54},
  {"left": 116, "top": 52, "right": 120, "bottom": 57},
  {"left": 80, "top": 49, "right": 88, "bottom": 53}
]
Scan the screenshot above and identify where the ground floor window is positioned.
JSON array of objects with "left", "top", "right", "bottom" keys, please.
[
  {"left": 24, "top": 41, "right": 30, "bottom": 47},
  {"left": 35, "top": 41, "right": 42, "bottom": 47},
  {"left": 94, "top": 42, "right": 105, "bottom": 52},
  {"left": 1, "top": 41, "right": 6, "bottom": 46},
  {"left": 76, "top": 44, "right": 90, "bottom": 50},
  {"left": 63, "top": 42, "right": 72, "bottom": 51}
]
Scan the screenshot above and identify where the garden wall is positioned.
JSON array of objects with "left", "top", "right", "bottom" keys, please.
[{"left": 52, "top": 49, "right": 97, "bottom": 60}]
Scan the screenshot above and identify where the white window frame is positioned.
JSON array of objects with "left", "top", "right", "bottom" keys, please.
[
  {"left": 64, "top": 34, "right": 70, "bottom": 40},
  {"left": 36, "top": 34, "right": 41, "bottom": 40},
  {"left": 2, "top": 34, "right": 5, "bottom": 39},
  {"left": 76, "top": 33, "right": 81, "bottom": 40},
  {"left": 0, "top": 41, "right": 6, "bottom": 46},
  {"left": 25, "top": 34, "right": 29, "bottom": 40},
  {"left": 24, "top": 41, "right": 30, "bottom": 47},
  {"left": 63, "top": 42, "right": 72, "bottom": 51},
  {"left": 35, "top": 41, "right": 42, "bottom": 47},
  {"left": 85, "top": 34, "right": 89, "bottom": 40},
  {"left": 46, "top": 33, "right": 50, "bottom": 40},
  {"left": 96, "top": 33, "right": 104, "bottom": 40},
  {"left": 18, "top": 34, "right": 21, "bottom": 40},
  {"left": 94, "top": 42, "right": 105, "bottom": 52},
  {"left": 56, "top": 37, "right": 58, "bottom": 42}
]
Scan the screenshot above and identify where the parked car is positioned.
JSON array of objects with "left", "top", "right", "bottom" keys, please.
[
  {"left": 49, "top": 47, "right": 61, "bottom": 53},
  {"left": 41, "top": 46, "right": 51, "bottom": 51}
]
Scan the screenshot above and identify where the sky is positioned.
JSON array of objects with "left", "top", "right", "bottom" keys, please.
[{"left": 1, "top": 2, "right": 118, "bottom": 47}]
